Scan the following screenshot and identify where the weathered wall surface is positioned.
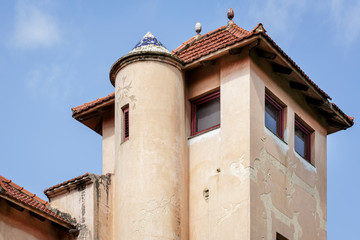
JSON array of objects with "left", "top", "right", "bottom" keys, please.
[
  {"left": 92, "top": 175, "right": 112, "bottom": 240},
  {"left": 114, "top": 58, "right": 187, "bottom": 240},
  {"left": 50, "top": 183, "right": 94, "bottom": 239},
  {"left": 186, "top": 50, "right": 327, "bottom": 240},
  {"left": 187, "top": 53, "right": 251, "bottom": 240},
  {"left": 49, "top": 175, "right": 112, "bottom": 240},
  {"left": 249, "top": 57, "right": 327, "bottom": 240},
  {"left": 0, "top": 198, "right": 71, "bottom": 240},
  {"left": 102, "top": 111, "right": 115, "bottom": 174}
]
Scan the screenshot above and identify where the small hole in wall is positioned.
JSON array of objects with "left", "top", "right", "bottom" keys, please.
[
  {"left": 203, "top": 188, "right": 209, "bottom": 201},
  {"left": 216, "top": 168, "right": 221, "bottom": 173}
]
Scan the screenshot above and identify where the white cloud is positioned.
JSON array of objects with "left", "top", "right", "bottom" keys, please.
[
  {"left": 330, "top": 0, "right": 360, "bottom": 44},
  {"left": 26, "top": 64, "right": 74, "bottom": 101},
  {"left": 11, "top": 0, "right": 61, "bottom": 48}
]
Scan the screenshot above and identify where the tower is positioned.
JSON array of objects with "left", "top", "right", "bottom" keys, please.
[
  {"left": 52, "top": 8, "right": 353, "bottom": 240},
  {"left": 109, "top": 32, "right": 187, "bottom": 239}
]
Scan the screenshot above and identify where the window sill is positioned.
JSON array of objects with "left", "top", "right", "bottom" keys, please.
[
  {"left": 120, "top": 139, "right": 129, "bottom": 145},
  {"left": 265, "top": 126, "right": 287, "bottom": 144},
  {"left": 188, "top": 125, "right": 220, "bottom": 140},
  {"left": 264, "top": 126, "right": 289, "bottom": 155},
  {"left": 294, "top": 149, "right": 316, "bottom": 171}
]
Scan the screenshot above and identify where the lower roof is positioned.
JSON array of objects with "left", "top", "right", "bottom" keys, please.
[{"left": 0, "top": 174, "right": 76, "bottom": 229}]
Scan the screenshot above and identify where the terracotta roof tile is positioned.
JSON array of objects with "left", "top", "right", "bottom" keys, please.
[
  {"left": 73, "top": 21, "right": 353, "bottom": 132},
  {"left": 0, "top": 175, "right": 75, "bottom": 227},
  {"left": 172, "top": 23, "right": 252, "bottom": 63},
  {"left": 44, "top": 173, "right": 90, "bottom": 194},
  {"left": 172, "top": 21, "right": 353, "bottom": 126},
  {"left": 331, "top": 103, "right": 355, "bottom": 125},
  {"left": 172, "top": 22, "right": 331, "bottom": 100},
  {"left": 258, "top": 32, "right": 332, "bottom": 100},
  {"left": 72, "top": 92, "right": 115, "bottom": 116}
]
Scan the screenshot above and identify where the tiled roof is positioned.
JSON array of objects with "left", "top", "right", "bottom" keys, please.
[
  {"left": 331, "top": 102, "right": 355, "bottom": 124},
  {"left": 0, "top": 175, "right": 75, "bottom": 227},
  {"left": 72, "top": 92, "right": 114, "bottom": 116},
  {"left": 172, "top": 22, "right": 253, "bottom": 63},
  {"left": 173, "top": 22, "right": 333, "bottom": 100},
  {"left": 130, "top": 32, "right": 170, "bottom": 54},
  {"left": 172, "top": 21, "right": 353, "bottom": 126},
  {"left": 72, "top": 20, "right": 353, "bottom": 129},
  {"left": 44, "top": 173, "right": 90, "bottom": 194}
]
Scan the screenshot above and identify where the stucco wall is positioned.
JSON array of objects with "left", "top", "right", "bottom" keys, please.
[
  {"left": 114, "top": 58, "right": 187, "bottom": 240},
  {"left": 249, "top": 57, "right": 327, "bottom": 240},
  {"left": 49, "top": 175, "right": 112, "bottom": 240},
  {"left": 102, "top": 111, "right": 115, "bottom": 174},
  {"left": 186, "top": 50, "right": 327, "bottom": 240},
  {"left": 187, "top": 53, "right": 251, "bottom": 240},
  {"left": 50, "top": 182, "right": 94, "bottom": 239}
]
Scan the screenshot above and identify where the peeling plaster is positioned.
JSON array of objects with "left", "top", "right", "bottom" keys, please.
[
  {"left": 293, "top": 149, "right": 317, "bottom": 173},
  {"left": 131, "top": 194, "right": 180, "bottom": 240},
  {"left": 230, "top": 154, "right": 250, "bottom": 182},
  {"left": 116, "top": 75, "right": 137, "bottom": 109},
  {"left": 264, "top": 126, "right": 289, "bottom": 155},
  {"left": 217, "top": 202, "right": 243, "bottom": 226},
  {"left": 230, "top": 147, "right": 326, "bottom": 239},
  {"left": 188, "top": 128, "right": 220, "bottom": 145},
  {"left": 253, "top": 148, "right": 326, "bottom": 239},
  {"left": 261, "top": 193, "right": 302, "bottom": 240}
]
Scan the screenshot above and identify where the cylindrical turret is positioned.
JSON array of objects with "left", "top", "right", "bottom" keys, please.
[{"left": 110, "top": 32, "right": 187, "bottom": 240}]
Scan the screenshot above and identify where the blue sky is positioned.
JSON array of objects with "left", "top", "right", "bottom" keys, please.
[{"left": 0, "top": 0, "right": 359, "bottom": 239}]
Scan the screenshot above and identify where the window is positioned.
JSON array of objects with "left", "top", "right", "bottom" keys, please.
[
  {"left": 294, "top": 119, "right": 311, "bottom": 162},
  {"left": 265, "top": 93, "right": 284, "bottom": 138},
  {"left": 276, "top": 233, "right": 288, "bottom": 240},
  {"left": 123, "top": 106, "right": 129, "bottom": 141},
  {"left": 191, "top": 91, "right": 220, "bottom": 135}
]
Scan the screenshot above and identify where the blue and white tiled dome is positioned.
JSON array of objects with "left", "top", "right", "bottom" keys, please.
[{"left": 130, "top": 32, "right": 170, "bottom": 54}]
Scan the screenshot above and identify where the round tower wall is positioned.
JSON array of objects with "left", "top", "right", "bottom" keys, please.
[{"left": 113, "top": 56, "right": 187, "bottom": 240}]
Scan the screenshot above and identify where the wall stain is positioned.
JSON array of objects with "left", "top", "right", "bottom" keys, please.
[{"left": 116, "top": 75, "right": 137, "bottom": 110}]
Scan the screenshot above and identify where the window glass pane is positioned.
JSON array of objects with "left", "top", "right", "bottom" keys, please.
[
  {"left": 265, "top": 100, "right": 278, "bottom": 135},
  {"left": 295, "top": 127, "right": 306, "bottom": 157},
  {"left": 196, "top": 97, "right": 220, "bottom": 132}
]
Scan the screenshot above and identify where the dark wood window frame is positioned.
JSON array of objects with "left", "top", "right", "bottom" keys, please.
[
  {"left": 276, "top": 232, "right": 288, "bottom": 240},
  {"left": 122, "top": 105, "right": 129, "bottom": 141},
  {"left": 295, "top": 118, "right": 311, "bottom": 162},
  {"left": 191, "top": 90, "right": 220, "bottom": 136},
  {"left": 265, "top": 92, "right": 284, "bottom": 139}
]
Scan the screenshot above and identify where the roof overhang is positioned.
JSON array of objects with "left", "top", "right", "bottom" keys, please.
[
  {"left": 181, "top": 33, "right": 353, "bottom": 134},
  {"left": 0, "top": 193, "right": 76, "bottom": 230},
  {"left": 44, "top": 173, "right": 94, "bottom": 199},
  {"left": 72, "top": 93, "right": 115, "bottom": 135}
]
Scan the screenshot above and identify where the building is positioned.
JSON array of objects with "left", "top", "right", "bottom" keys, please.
[
  {"left": 1, "top": 8, "right": 354, "bottom": 240},
  {"left": 0, "top": 175, "right": 78, "bottom": 239}
]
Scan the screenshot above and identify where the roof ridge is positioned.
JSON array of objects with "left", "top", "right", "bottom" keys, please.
[
  {"left": 172, "top": 25, "right": 228, "bottom": 55},
  {"left": 44, "top": 172, "right": 91, "bottom": 194}
]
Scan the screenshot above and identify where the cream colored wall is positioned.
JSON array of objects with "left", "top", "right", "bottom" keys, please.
[
  {"left": 49, "top": 175, "right": 112, "bottom": 240},
  {"left": 249, "top": 58, "right": 327, "bottom": 240},
  {"left": 114, "top": 58, "right": 187, "bottom": 240},
  {"left": 187, "top": 64, "right": 220, "bottom": 99},
  {"left": 102, "top": 111, "right": 115, "bottom": 174},
  {"left": 92, "top": 175, "right": 112, "bottom": 240},
  {"left": 50, "top": 183, "right": 95, "bottom": 239},
  {"left": 0, "top": 198, "right": 71, "bottom": 240},
  {"left": 188, "top": 53, "right": 251, "bottom": 240}
]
